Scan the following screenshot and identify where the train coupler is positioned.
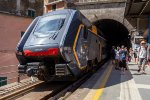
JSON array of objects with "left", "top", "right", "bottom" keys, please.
[{"left": 26, "top": 62, "right": 42, "bottom": 77}]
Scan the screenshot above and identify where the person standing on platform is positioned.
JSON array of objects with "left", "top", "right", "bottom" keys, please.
[
  {"left": 115, "top": 46, "right": 120, "bottom": 70},
  {"left": 129, "top": 48, "right": 134, "bottom": 62},
  {"left": 119, "top": 45, "right": 127, "bottom": 74},
  {"left": 111, "top": 46, "right": 116, "bottom": 65},
  {"left": 137, "top": 40, "right": 148, "bottom": 74},
  {"left": 133, "top": 48, "right": 138, "bottom": 64}
]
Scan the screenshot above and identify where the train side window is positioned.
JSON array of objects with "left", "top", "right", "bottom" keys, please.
[{"left": 83, "top": 26, "right": 88, "bottom": 39}]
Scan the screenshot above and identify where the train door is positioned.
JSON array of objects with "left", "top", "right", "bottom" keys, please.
[{"left": 75, "top": 26, "right": 88, "bottom": 68}]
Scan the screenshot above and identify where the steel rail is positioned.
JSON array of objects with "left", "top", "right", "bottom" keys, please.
[
  {"left": 0, "top": 81, "right": 43, "bottom": 100},
  {"left": 0, "top": 79, "right": 34, "bottom": 95},
  {"left": 49, "top": 60, "right": 107, "bottom": 100},
  {"left": 50, "top": 73, "right": 91, "bottom": 100}
]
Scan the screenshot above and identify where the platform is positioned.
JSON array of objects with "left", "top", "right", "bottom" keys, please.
[{"left": 66, "top": 61, "right": 150, "bottom": 100}]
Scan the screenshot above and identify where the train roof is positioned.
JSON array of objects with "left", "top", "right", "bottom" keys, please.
[{"left": 43, "top": 9, "right": 76, "bottom": 16}]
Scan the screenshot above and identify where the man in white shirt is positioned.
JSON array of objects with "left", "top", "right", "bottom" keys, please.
[{"left": 138, "top": 40, "right": 147, "bottom": 74}]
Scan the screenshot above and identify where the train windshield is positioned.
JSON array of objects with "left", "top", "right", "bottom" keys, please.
[{"left": 34, "top": 15, "right": 66, "bottom": 36}]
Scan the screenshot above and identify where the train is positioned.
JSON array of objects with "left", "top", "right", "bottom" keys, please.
[{"left": 16, "top": 9, "right": 107, "bottom": 81}]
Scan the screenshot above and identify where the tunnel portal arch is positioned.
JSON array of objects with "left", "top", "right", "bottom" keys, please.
[{"left": 87, "top": 14, "right": 133, "bottom": 48}]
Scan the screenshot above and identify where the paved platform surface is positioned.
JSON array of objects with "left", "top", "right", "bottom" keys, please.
[{"left": 67, "top": 61, "right": 150, "bottom": 100}]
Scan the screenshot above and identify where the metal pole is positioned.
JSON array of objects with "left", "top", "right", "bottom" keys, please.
[{"left": 17, "top": 74, "right": 20, "bottom": 83}]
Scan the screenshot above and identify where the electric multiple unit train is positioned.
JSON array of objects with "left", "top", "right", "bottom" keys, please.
[{"left": 16, "top": 9, "right": 107, "bottom": 81}]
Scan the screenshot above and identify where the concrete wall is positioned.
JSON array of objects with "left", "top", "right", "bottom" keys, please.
[
  {"left": 0, "top": 13, "right": 32, "bottom": 84},
  {"left": 0, "top": 13, "right": 32, "bottom": 52}
]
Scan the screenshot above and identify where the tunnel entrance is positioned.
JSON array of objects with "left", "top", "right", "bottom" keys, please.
[{"left": 93, "top": 19, "right": 131, "bottom": 48}]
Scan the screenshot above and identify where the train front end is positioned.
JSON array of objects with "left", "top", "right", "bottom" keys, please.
[{"left": 16, "top": 10, "right": 74, "bottom": 81}]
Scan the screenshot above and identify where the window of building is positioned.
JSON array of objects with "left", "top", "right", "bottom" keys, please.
[
  {"left": 27, "top": 9, "right": 35, "bottom": 17},
  {"left": 52, "top": 4, "right": 56, "bottom": 11}
]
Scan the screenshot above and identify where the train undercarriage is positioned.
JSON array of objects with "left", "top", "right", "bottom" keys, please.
[{"left": 18, "top": 61, "right": 73, "bottom": 81}]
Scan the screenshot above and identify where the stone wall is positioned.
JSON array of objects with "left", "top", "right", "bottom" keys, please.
[
  {"left": 75, "top": 1, "right": 148, "bottom": 39},
  {"left": 0, "top": 0, "right": 16, "bottom": 13},
  {"left": 76, "top": 2, "right": 133, "bottom": 30},
  {"left": 75, "top": 1, "right": 147, "bottom": 34},
  {"left": 0, "top": 0, "right": 43, "bottom": 17},
  {"left": 20, "top": 0, "right": 43, "bottom": 17}
]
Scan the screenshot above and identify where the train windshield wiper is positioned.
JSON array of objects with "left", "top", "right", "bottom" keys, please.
[{"left": 58, "top": 19, "right": 65, "bottom": 30}]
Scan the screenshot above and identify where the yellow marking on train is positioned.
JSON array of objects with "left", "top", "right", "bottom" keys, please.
[
  {"left": 88, "top": 29, "right": 99, "bottom": 37},
  {"left": 92, "top": 63, "right": 113, "bottom": 100},
  {"left": 91, "top": 25, "right": 98, "bottom": 35},
  {"left": 73, "top": 24, "right": 86, "bottom": 70}
]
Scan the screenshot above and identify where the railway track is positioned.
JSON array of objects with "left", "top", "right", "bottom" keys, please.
[
  {"left": 50, "top": 73, "right": 92, "bottom": 100},
  {"left": 0, "top": 61, "right": 107, "bottom": 100},
  {"left": 0, "top": 78, "right": 43, "bottom": 100},
  {"left": 0, "top": 74, "right": 91, "bottom": 100}
]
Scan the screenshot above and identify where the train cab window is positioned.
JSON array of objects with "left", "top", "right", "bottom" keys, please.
[
  {"left": 83, "top": 26, "right": 88, "bottom": 39},
  {"left": 34, "top": 15, "right": 66, "bottom": 37}
]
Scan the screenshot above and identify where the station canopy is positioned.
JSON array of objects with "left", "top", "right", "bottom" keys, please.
[{"left": 125, "top": 0, "right": 150, "bottom": 18}]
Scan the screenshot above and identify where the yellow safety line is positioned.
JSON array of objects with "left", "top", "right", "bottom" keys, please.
[{"left": 93, "top": 62, "right": 113, "bottom": 100}]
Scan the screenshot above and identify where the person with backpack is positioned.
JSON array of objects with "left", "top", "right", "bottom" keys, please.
[
  {"left": 137, "top": 40, "right": 147, "bottom": 74},
  {"left": 119, "top": 45, "right": 127, "bottom": 74}
]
